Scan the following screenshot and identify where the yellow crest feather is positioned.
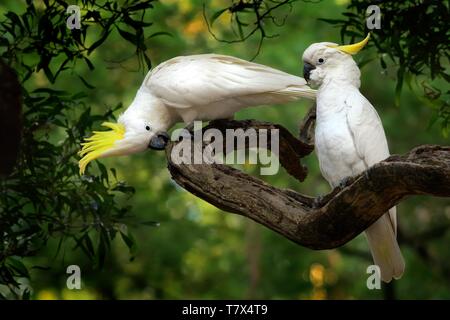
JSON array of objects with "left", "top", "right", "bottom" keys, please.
[
  {"left": 78, "top": 122, "right": 125, "bottom": 175},
  {"left": 329, "top": 33, "right": 370, "bottom": 55}
]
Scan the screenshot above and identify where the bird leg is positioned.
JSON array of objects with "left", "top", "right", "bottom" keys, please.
[
  {"left": 184, "top": 121, "right": 195, "bottom": 135},
  {"left": 312, "top": 176, "right": 356, "bottom": 209},
  {"left": 312, "top": 195, "right": 326, "bottom": 209},
  {"left": 312, "top": 189, "right": 341, "bottom": 209},
  {"left": 338, "top": 176, "right": 355, "bottom": 189}
]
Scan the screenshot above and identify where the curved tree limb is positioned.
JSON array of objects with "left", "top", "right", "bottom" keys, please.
[{"left": 165, "top": 118, "right": 450, "bottom": 250}]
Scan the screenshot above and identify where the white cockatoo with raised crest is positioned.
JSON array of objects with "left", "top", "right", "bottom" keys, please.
[
  {"left": 79, "top": 54, "right": 316, "bottom": 174},
  {"left": 302, "top": 34, "right": 405, "bottom": 282}
]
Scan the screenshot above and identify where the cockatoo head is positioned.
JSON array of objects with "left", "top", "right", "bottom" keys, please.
[
  {"left": 78, "top": 90, "right": 170, "bottom": 175},
  {"left": 302, "top": 34, "right": 370, "bottom": 88}
]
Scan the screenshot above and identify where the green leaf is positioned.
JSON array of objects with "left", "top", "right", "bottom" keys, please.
[
  {"left": 97, "top": 228, "right": 111, "bottom": 269},
  {"left": 123, "top": 13, "right": 153, "bottom": 29},
  {"left": 318, "top": 18, "right": 346, "bottom": 25},
  {"left": 140, "top": 220, "right": 160, "bottom": 227},
  {"left": 77, "top": 107, "right": 91, "bottom": 130},
  {"left": 0, "top": 36, "right": 9, "bottom": 47},
  {"left": 112, "top": 183, "right": 135, "bottom": 195},
  {"left": 149, "top": 31, "right": 172, "bottom": 38},
  {"left": 126, "top": 2, "right": 154, "bottom": 12},
  {"left": 6, "top": 12, "right": 23, "bottom": 32},
  {"left": 97, "top": 162, "right": 109, "bottom": 183},
  {"left": 117, "top": 27, "right": 137, "bottom": 45},
  {"left": 43, "top": 65, "right": 54, "bottom": 83},
  {"left": 73, "top": 235, "right": 93, "bottom": 260},
  {"left": 395, "top": 66, "right": 405, "bottom": 107},
  {"left": 7, "top": 257, "right": 30, "bottom": 278},
  {"left": 32, "top": 88, "right": 68, "bottom": 95},
  {"left": 31, "top": 265, "right": 51, "bottom": 271},
  {"left": 120, "top": 230, "right": 138, "bottom": 258},
  {"left": 88, "top": 28, "right": 112, "bottom": 55},
  {"left": 358, "top": 57, "right": 375, "bottom": 69},
  {"left": 72, "top": 92, "right": 88, "bottom": 100},
  {"left": 83, "top": 56, "right": 95, "bottom": 70},
  {"left": 83, "top": 233, "right": 95, "bottom": 258},
  {"left": 78, "top": 75, "right": 95, "bottom": 89},
  {"left": 143, "top": 52, "right": 152, "bottom": 70},
  {"left": 380, "top": 56, "right": 387, "bottom": 69},
  {"left": 110, "top": 168, "right": 117, "bottom": 180},
  {"left": 22, "top": 289, "right": 31, "bottom": 300},
  {"left": 85, "top": 10, "right": 101, "bottom": 22},
  {"left": 237, "top": 18, "right": 244, "bottom": 39}
]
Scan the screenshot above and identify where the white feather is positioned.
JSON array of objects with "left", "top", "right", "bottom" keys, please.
[
  {"left": 135, "top": 54, "right": 315, "bottom": 124},
  {"left": 145, "top": 54, "right": 315, "bottom": 108}
]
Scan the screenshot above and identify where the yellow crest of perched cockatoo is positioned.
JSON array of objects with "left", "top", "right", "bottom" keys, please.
[
  {"left": 302, "top": 34, "right": 405, "bottom": 282},
  {"left": 79, "top": 54, "right": 316, "bottom": 174}
]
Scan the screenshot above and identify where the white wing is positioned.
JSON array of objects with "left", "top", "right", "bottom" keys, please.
[
  {"left": 142, "top": 54, "right": 315, "bottom": 109},
  {"left": 344, "top": 91, "right": 396, "bottom": 230},
  {"left": 344, "top": 91, "right": 390, "bottom": 166}
]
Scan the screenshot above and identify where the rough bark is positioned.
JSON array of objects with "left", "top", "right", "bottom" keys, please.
[{"left": 165, "top": 118, "right": 450, "bottom": 250}]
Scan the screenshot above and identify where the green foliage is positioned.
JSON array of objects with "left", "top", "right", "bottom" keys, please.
[
  {"left": 1, "top": 0, "right": 156, "bottom": 79},
  {"left": 211, "top": 0, "right": 449, "bottom": 135},
  {"left": 0, "top": 0, "right": 159, "bottom": 299},
  {"left": 322, "top": 0, "right": 450, "bottom": 135},
  {"left": 204, "top": 0, "right": 299, "bottom": 57}
]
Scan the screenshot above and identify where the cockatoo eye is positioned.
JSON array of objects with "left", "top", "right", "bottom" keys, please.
[
  {"left": 317, "top": 58, "right": 325, "bottom": 64},
  {"left": 145, "top": 125, "right": 151, "bottom": 131}
]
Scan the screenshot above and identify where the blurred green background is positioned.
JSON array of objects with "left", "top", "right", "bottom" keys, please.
[{"left": 1, "top": 0, "right": 449, "bottom": 299}]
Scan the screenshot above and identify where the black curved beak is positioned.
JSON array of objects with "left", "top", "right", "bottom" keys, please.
[
  {"left": 148, "top": 131, "right": 170, "bottom": 150},
  {"left": 303, "top": 62, "right": 315, "bottom": 82}
]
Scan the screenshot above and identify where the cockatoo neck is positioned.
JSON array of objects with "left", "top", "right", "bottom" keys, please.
[
  {"left": 120, "top": 89, "right": 177, "bottom": 132},
  {"left": 324, "top": 59, "right": 361, "bottom": 89}
]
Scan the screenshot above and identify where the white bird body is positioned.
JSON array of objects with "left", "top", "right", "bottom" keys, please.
[
  {"left": 126, "top": 54, "right": 316, "bottom": 126},
  {"left": 79, "top": 54, "right": 315, "bottom": 173},
  {"left": 303, "top": 35, "right": 404, "bottom": 282}
]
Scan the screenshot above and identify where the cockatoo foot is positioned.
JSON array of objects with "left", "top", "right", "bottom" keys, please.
[
  {"left": 363, "top": 166, "right": 376, "bottom": 182},
  {"left": 312, "top": 195, "right": 326, "bottom": 209},
  {"left": 338, "top": 176, "right": 354, "bottom": 189},
  {"left": 184, "top": 122, "right": 195, "bottom": 135}
]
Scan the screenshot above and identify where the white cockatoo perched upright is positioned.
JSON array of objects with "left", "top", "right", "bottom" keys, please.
[
  {"left": 302, "top": 34, "right": 405, "bottom": 282},
  {"left": 79, "top": 54, "right": 316, "bottom": 174}
]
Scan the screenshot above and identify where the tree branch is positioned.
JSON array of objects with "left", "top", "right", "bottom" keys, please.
[{"left": 165, "top": 118, "right": 450, "bottom": 250}]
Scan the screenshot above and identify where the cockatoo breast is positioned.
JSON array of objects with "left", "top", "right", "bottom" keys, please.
[{"left": 315, "top": 84, "right": 366, "bottom": 185}]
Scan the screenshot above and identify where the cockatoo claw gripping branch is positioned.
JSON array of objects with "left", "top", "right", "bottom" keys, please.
[{"left": 165, "top": 109, "right": 450, "bottom": 250}]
